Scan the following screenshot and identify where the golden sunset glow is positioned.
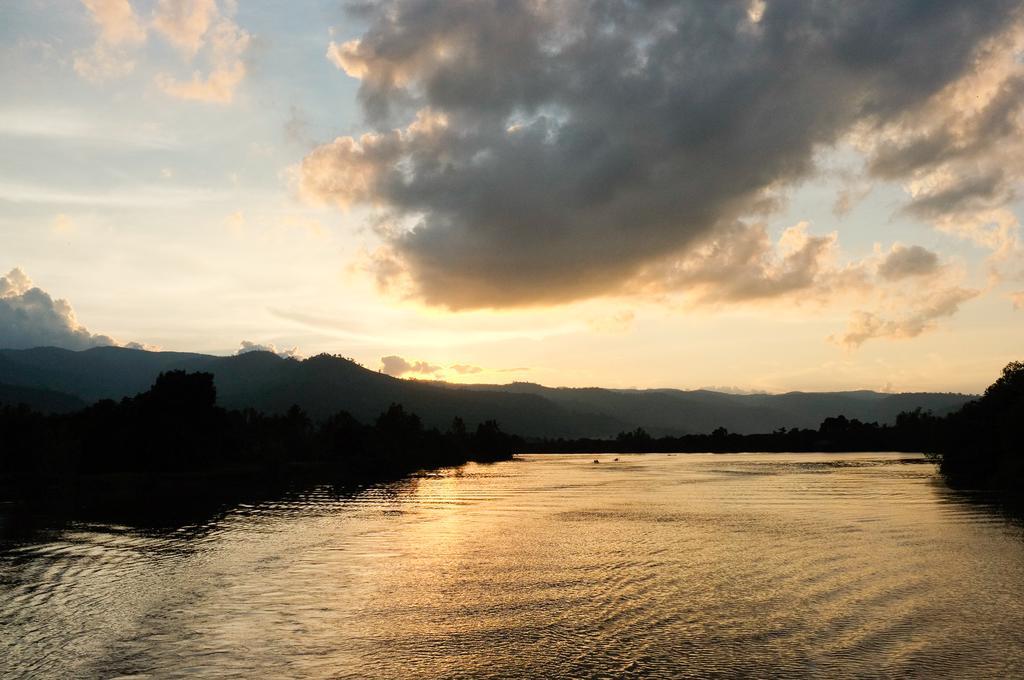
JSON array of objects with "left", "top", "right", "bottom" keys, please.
[{"left": 2, "top": 1, "right": 1023, "bottom": 394}]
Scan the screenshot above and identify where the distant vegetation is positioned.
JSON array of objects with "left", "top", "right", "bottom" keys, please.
[
  {"left": 926, "top": 361, "right": 1024, "bottom": 493},
  {"left": 0, "top": 346, "right": 973, "bottom": 437},
  {"left": 0, "top": 371, "right": 519, "bottom": 519},
  {"left": 1, "top": 361, "right": 1020, "bottom": 523},
  {"left": 527, "top": 362, "right": 1024, "bottom": 495},
  {"left": 523, "top": 412, "right": 930, "bottom": 455}
]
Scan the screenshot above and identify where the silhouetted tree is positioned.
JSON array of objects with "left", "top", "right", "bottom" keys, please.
[
  {"left": 616, "top": 427, "right": 653, "bottom": 452},
  {"left": 470, "top": 420, "right": 521, "bottom": 461},
  {"left": 933, "top": 361, "right": 1024, "bottom": 491}
]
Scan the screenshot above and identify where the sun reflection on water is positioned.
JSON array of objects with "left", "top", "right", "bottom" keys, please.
[{"left": 2, "top": 453, "right": 1024, "bottom": 679}]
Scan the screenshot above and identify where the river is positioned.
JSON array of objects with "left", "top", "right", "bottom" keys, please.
[{"left": 2, "top": 453, "right": 1023, "bottom": 678}]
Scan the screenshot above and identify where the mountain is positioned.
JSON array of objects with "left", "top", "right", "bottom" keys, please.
[
  {"left": 0, "top": 347, "right": 974, "bottom": 438},
  {"left": 0, "top": 347, "right": 627, "bottom": 437},
  {"left": 446, "top": 383, "right": 972, "bottom": 435},
  {"left": 0, "top": 382, "right": 86, "bottom": 413}
]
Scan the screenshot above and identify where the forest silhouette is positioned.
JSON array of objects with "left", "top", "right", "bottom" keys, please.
[
  {"left": 1, "top": 363, "right": 1021, "bottom": 523},
  {"left": 527, "top": 362, "right": 1024, "bottom": 495},
  {"left": 0, "top": 370, "right": 518, "bottom": 521}
]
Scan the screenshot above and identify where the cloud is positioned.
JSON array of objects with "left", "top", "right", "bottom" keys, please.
[
  {"left": 52, "top": 214, "right": 76, "bottom": 235},
  {"left": 74, "top": 0, "right": 146, "bottom": 81},
  {"left": 833, "top": 184, "right": 872, "bottom": 218},
  {"left": 236, "top": 340, "right": 300, "bottom": 359},
  {"left": 124, "top": 340, "right": 162, "bottom": 351},
  {"left": 877, "top": 244, "right": 941, "bottom": 281},
  {"left": 0, "top": 109, "right": 178, "bottom": 148},
  {"left": 81, "top": 0, "right": 146, "bottom": 45},
  {"left": 867, "top": 53, "right": 1024, "bottom": 219},
  {"left": 633, "top": 221, "right": 869, "bottom": 305},
  {"left": 450, "top": 363, "right": 482, "bottom": 374},
  {"left": 0, "top": 180, "right": 225, "bottom": 207},
  {"left": 859, "top": 22, "right": 1024, "bottom": 277},
  {"left": 380, "top": 355, "right": 442, "bottom": 376},
  {"left": 73, "top": 0, "right": 250, "bottom": 102},
  {"left": 154, "top": 3, "right": 251, "bottom": 104},
  {"left": 73, "top": 44, "right": 138, "bottom": 82},
  {"left": 284, "top": 105, "right": 311, "bottom": 145},
  {"left": 636, "top": 221, "right": 971, "bottom": 345},
  {"left": 795, "top": 238, "right": 975, "bottom": 348},
  {"left": 698, "top": 386, "right": 769, "bottom": 396},
  {"left": 301, "top": 0, "right": 1023, "bottom": 309},
  {"left": 152, "top": 0, "right": 217, "bottom": 55},
  {"left": 832, "top": 287, "right": 979, "bottom": 348},
  {"left": 0, "top": 267, "right": 118, "bottom": 350},
  {"left": 1011, "top": 291, "right": 1024, "bottom": 310}
]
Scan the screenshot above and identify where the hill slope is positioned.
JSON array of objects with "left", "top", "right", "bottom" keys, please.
[
  {"left": 0, "top": 347, "right": 626, "bottom": 437},
  {"left": 447, "top": 382, "right": 972, "bottom": 435},
  {"left": 0, "top": 347, "right": 974, "bottom": 437},
  {"left": 0, "top": 382, "right": 86, "bottom": 413}
]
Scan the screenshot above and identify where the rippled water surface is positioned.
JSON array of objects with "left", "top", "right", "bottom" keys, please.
[{"left": 3, "top": 453, "right": 1024, "bottom": 678}]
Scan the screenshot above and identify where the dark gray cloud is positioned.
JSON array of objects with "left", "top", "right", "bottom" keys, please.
[
  {"left": 303, "top": 0, "right": 1022, "bottom": 308},
  {"left": 0, "top": 267, "right": 117, "bottom": 350},
  {"left": 903, "top": 170, "right": 1011, "bottom": 220},
  {"left": 878, "top": 244, "right": 941, "bottom": 280},
  {"left": 870, "top": 75, "right": 1024, "bottom": 219}
]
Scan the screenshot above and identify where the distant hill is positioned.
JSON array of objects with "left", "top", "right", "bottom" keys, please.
[
  {"left": 446, "top": 382, "right": 973, "bottom": 435},
  {"left": 0, "top": 347, "right": 974, "bottom": 438},
  {"left": 0, "top": 347, "right": 626, "bottom": 437},
  {"left": 0, "top": 382, "right": 86, "bottom": 413}
]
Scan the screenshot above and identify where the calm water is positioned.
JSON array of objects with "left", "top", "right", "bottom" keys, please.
[{"left": 2, "top": 453, "right": 1024, "bottom": 679}]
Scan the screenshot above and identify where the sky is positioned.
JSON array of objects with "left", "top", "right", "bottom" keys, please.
[{"left": 2, "top": 0, "right": 1024, "bottom": 394}]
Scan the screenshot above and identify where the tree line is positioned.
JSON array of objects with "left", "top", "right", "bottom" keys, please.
[
  {"left": 524, "top": 361, "right": 1024, "bottom": 494},
  {"left": 0, "top": 370, "right": 520, "bottom": 515},
  {"left": 2, "top": 362, "right": 1021, "bottom": 515}
]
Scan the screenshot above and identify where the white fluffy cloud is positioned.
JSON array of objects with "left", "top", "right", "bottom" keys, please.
[
  {"left": 817, "top": 240, "right": 979, "bottom": 348},
  {"left": 154, "top": 2, "right": 251, "bottom": 104},
  {"left": 74, "top": 0, "right": 146, "bottom": 81},
  {"left": 833, "top": 287, "right": 979, "bottom": 348},
  {"left": 74, "top": 0, "right": 250, "bottom": 102},
  {"left": 151, "top": 0, "right": 217, "bottom": 55},
  {"left": 380, "top": 355, "right": 442, "bottom": 377},
  {"left": 0, "top": 268, "right": 118, "bottom": 350},
  {"left": 236, "top": 340, "right": 300, "bottom": 359}
]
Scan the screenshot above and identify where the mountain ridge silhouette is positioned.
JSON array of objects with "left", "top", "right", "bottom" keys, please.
[{"left": 0, "top": 346, "right": 973, "bottom": 438}]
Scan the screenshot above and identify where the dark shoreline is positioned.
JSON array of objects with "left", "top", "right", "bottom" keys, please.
[
  {"left": 4, "top": 360, "right": 1023, "bottom": 534},
  {"left": 1, "top": 453, "right": 513, "bottom": 537}
]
